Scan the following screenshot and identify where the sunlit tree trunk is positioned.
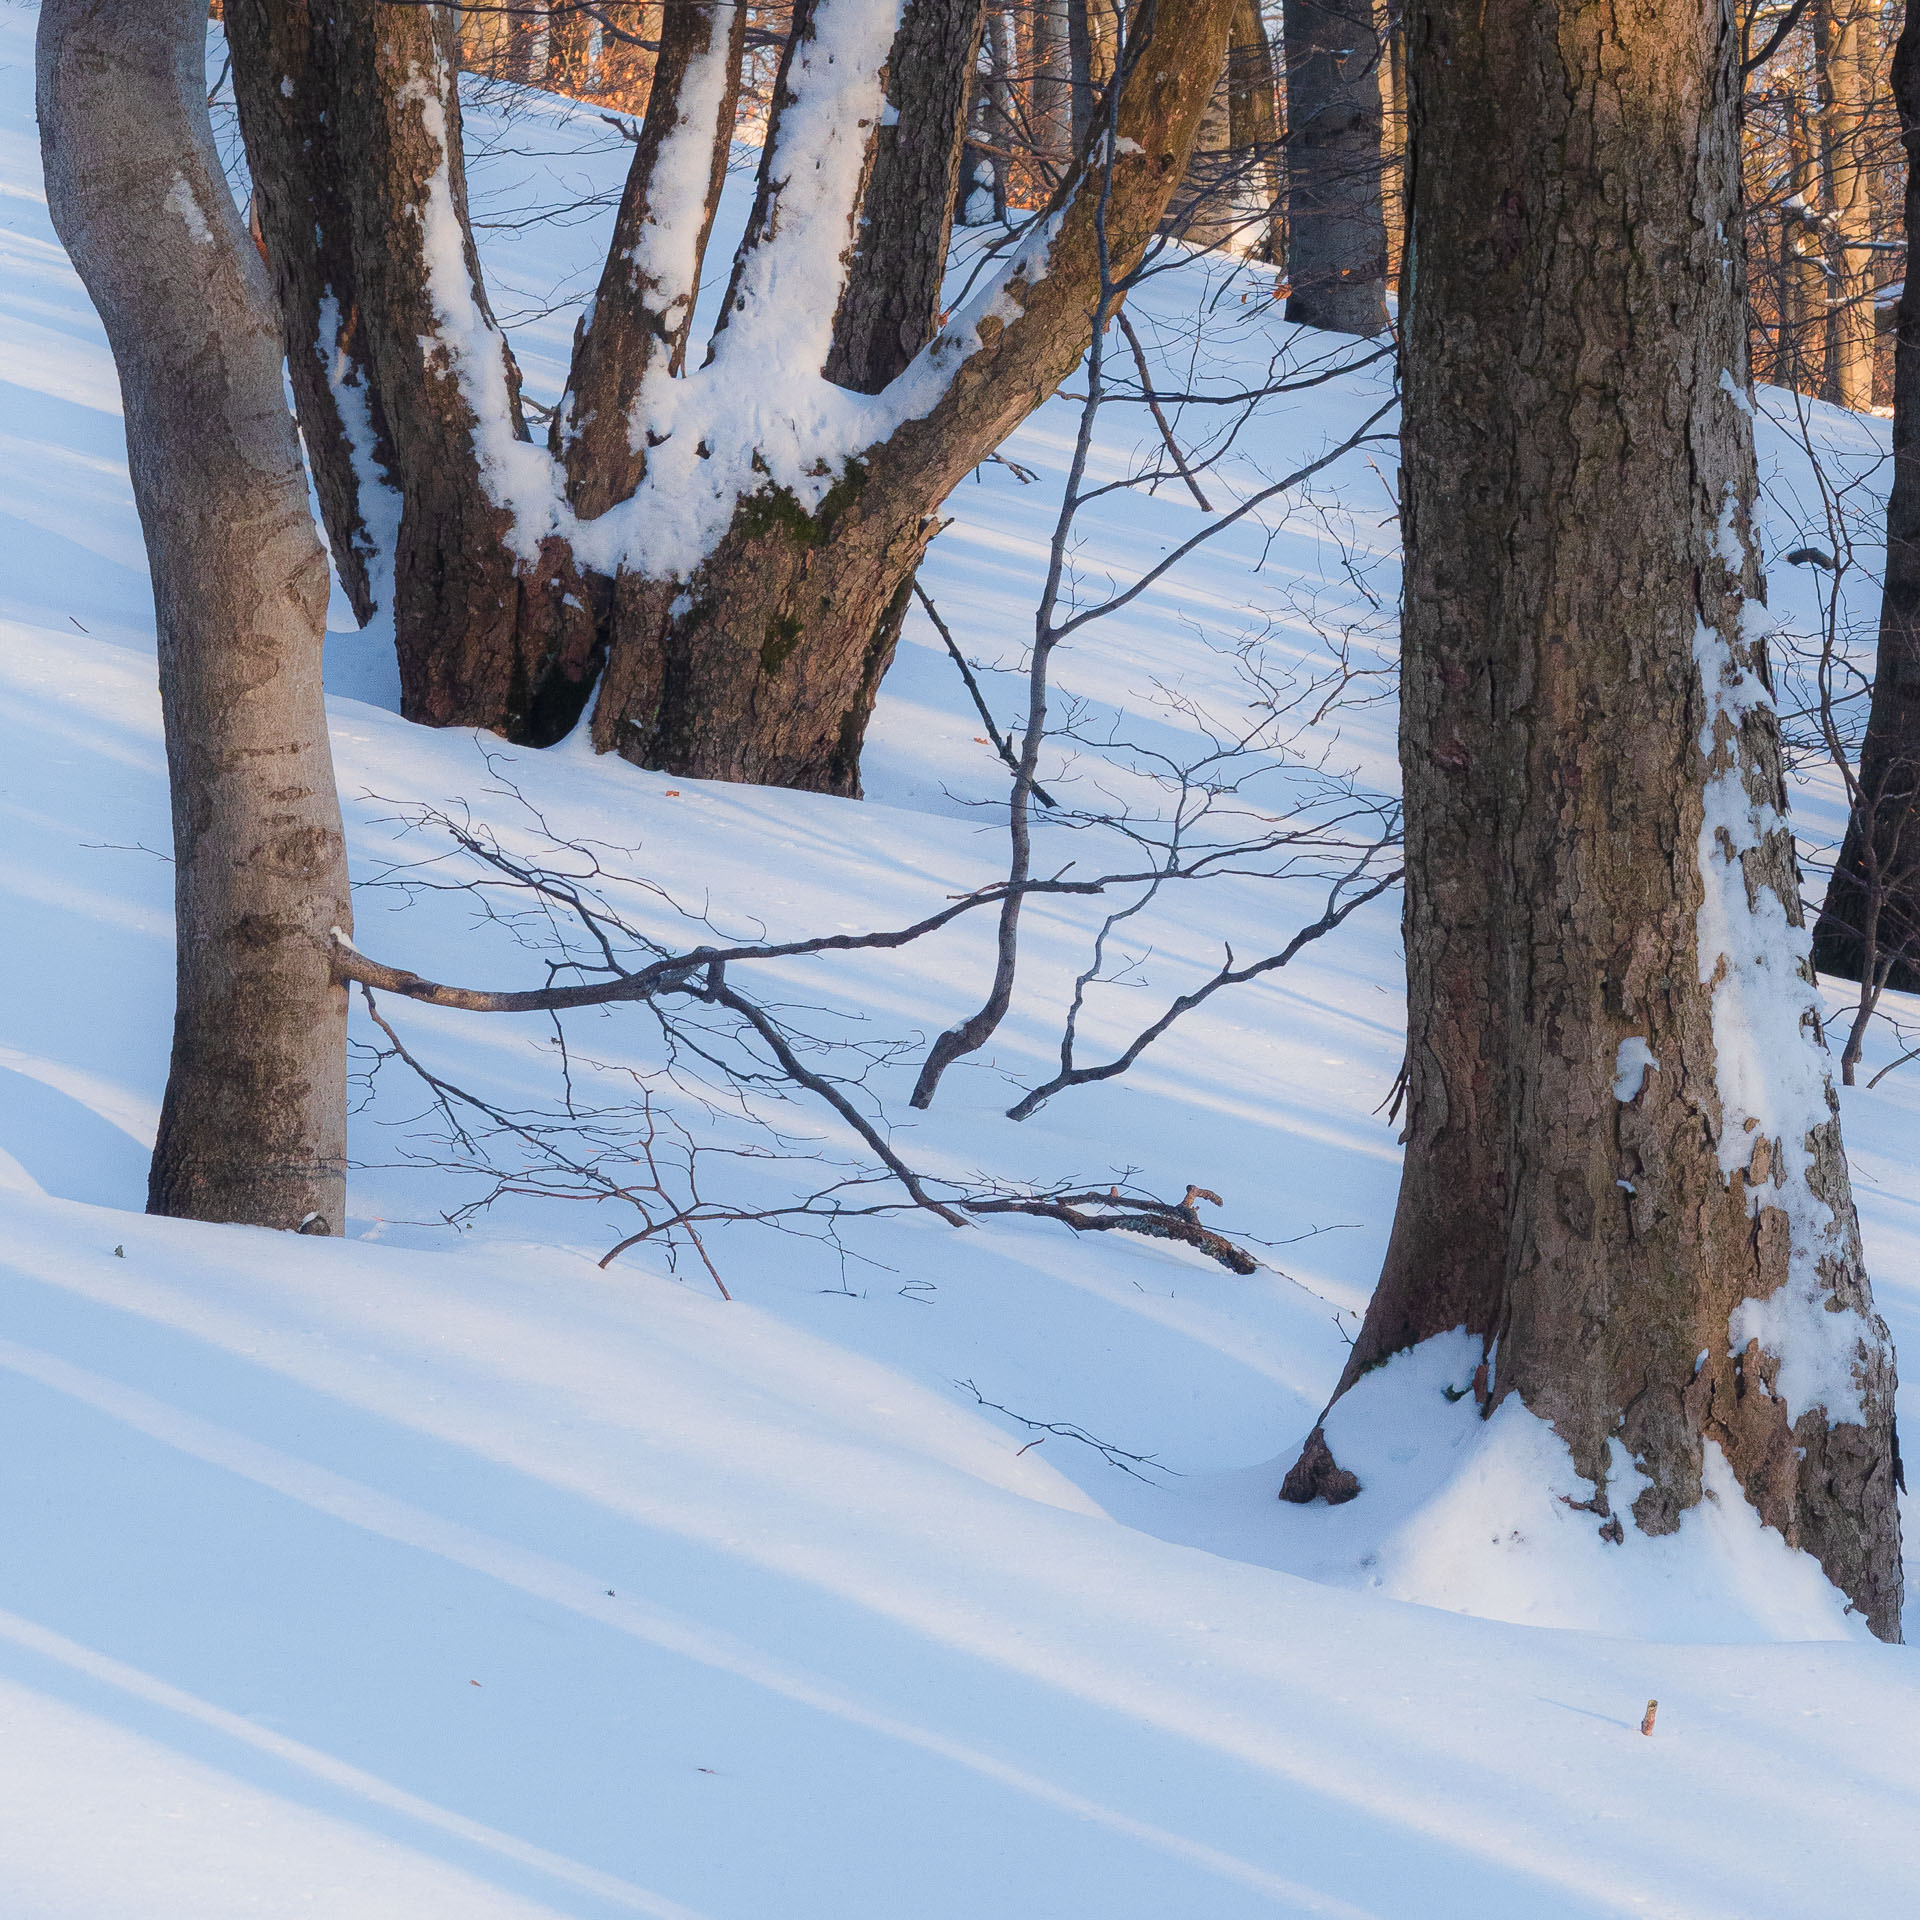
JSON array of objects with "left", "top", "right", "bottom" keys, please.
[
  {"left": 1814, "top": 0, "right": 1878, "bottom": 410},
  {"left": 1284, "top": 0, "right": 1903, "bottom": 1641},
  {"left": 41, "top": 0, "right": 353, "bottom": 1234}
]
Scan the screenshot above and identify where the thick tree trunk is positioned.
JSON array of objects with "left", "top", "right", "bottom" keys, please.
[
  {"left": 334, "top": 2, "right": 598, "bottom": 743},
  {"left": 592, "top": 0, "right": 1243, "bottom": 792},
  {"left": 40, "top": 0, "right": 353, "bottom": 1234},
  {"left": 1816, "top": 7, "right": 1920, "bottom": 995},
  {"left": 1284, "top": 0, "right": 1903, "bottom": 1641},
  {"left": 824, "top": 0, "right": 986, "bottom": 394},
  {"left": 1281, "top": 0, "right": 1388, "bottom": 334}
]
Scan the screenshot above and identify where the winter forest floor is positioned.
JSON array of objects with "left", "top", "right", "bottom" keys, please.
[{"left": 5, "top": 8, "right": 1920, "bottom": 1915}]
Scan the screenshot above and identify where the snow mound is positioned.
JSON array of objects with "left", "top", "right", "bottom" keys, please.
[{"left": 1294, "top": 1335, "right": 1869, "bottom": 1641}]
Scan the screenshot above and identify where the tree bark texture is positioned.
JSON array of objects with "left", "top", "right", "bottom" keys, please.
[
  {"left": 332, "top": 1, "right": 599, "bottom": 744},
  {"left": 40, "top": 0, "right": 354, "bottom": 1234},
  {"left": 228, "top": 0, "right": 394, "bottom": 626},
  {"left": 824, "top": 0, "right": 986, "bottom": 394},
  {"left": 590, "top": 0, "right": 1244, "bottom": 792},
  {"left": 232, "top": 0, "right": 1236, "bottom": 795},
  {"left": 1281, "top": 0, "right": 1388, "bottom": 333},
  {"left": 1816, "top": 6, "right": 1920, "bottom": 995},
  {"left": 561, "top": 0, "right": 747, "bottom": 515},
  {"left": 1288, "top": 0, "right": 1903, "bottom": 1640}
]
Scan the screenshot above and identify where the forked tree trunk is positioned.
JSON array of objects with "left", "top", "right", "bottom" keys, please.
[
  {"left": 40, "top": 0, "right": 353, "bottom": 1234},
  {"left": 1284, "top": 0, "right": 1903, "bottom": 1640},
  {"left": 1816, "top": 6, "right": 1920, "bottom": 994},
  {"left": 231, "top": 0, "right": 1238, "bottom": 794},
  {"left": 1281, "top": 0, "right": 1388, "bottom": 334},
  {"left": 589, "top": 0, "right": 1242, "bottom": 792}
]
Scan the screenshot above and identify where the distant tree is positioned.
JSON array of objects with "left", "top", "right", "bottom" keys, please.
[
  {"left": 1814, "top": 0, "right": 1920, "bottom": 1002},
  {"left": 1281, "top": 0, "right": 1388, "bottom": 334},
  {"left": 227, "top": 0, "right": 1243, "bottom": 795},
  {"left": 40, "top": 0, "right": 352, "bottom": 1234},
  {"left": 1283, "top": 0, "right": 1904, "bottom": 1639}
]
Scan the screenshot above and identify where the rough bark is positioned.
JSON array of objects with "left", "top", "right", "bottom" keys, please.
[
  {"left": 227, "top": 0, "right": 394, "bottom": 624},
  {"left": 1816, "top": 5, "right": 1920, "bottom": 994},
  {"left": 1286, "top": 0, "right": 1902, "bottom": 1641},
  {"left": 593, "top": 0, "right": 1244, "bottom": 792},
  {"left": 824, "top": 0, "right": 986, "bottom": 393},
  {"left": 561, "top": 0, "right": 746, "bottom": 515},
  {"left": 332, "top": 2, "right": 599, "bottom": 743},
  {"left": 40, "top": 0, "right": 353, "bottom": 1233},
  {"left": 1281, "top": 0, "right": 1388, "bottom": 333}
]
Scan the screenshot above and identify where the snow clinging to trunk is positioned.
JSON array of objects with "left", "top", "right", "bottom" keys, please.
[{"left": 1691, "top": 609, "right": 1875, "bottom": 1427}]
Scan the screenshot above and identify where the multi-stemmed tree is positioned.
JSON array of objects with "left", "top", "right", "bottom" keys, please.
[{"left": 227, "top": 0, "right": 1244, "bottom": 794}]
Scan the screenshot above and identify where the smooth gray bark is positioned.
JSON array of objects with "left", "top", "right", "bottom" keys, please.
[{"left": 39, "top": 0, "right": 353, "bottom": 1233}]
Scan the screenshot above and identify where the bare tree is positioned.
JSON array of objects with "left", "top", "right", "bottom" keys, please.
[
  {"left": 40, "top": 0, "right": 353, "bottom": 1233},
  {"left": 228, "top": 0, "right": 1246, "bottom": 795},
  {"left": 1282, "top": 0, "right": 1903, "bottom": 1641},
  {"left": 1281, "top": 0, "right": 1388, "bottom": 334},
  {"left": 1815, "top": 0, "right": 1920, "bottom": 1006}
]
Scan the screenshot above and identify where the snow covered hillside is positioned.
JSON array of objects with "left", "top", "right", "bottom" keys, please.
[{"left": 4, "top": 8, "right": 1920, "bottom": 1914}]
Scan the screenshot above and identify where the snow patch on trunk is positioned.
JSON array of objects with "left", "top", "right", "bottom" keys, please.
[
  {"left": 316, "top": 292, "right": 402, "bottom": 614},
  {"left": 402, "top": 59, "right": 562, "bottom": 565},
  {"left": 1691, "top": 613, "right": 1874, "bottom": 1426}
]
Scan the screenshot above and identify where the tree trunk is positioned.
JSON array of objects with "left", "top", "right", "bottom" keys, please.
[
  {"left": 592, "top": 0, "right": 1244, "bottom": 792},
  {"left": 1030, "top": 0, "right": 1074, "bottom": 179},
  {"left": 40, "top": 0, "right": 353, "bottom": 1234},
  {"left": 1815, "top": 6, "right": 1920, "bottom": 995},
  {"left": 333, "top": 2, "right": 598, "bottom": 743},
  {"left": 824, "top": 0, "right": 986, "bottom": 394},
  {"left": 227, "top": 0, "right": 396, "bottom": 627},
  {"left": 1815, "top": 0, "right": 1878, "bottom": 411},
  {"left": 561, "top": 0, "right": 747, "bottom": 512},
  {"left": 232, "top": 0, "right": 1237, "bottom": 794},
  {"left": 1066, "top": 0, "right": 1117, "bottom": 148},
  {"left": 1284, "top": 0, "right": 1903, "bottom": 1641},
  {"left": 1281, "top": 0, "right": 1388, "bottom": 333}
]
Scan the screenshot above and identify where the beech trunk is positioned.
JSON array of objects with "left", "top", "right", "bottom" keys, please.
[
  {"left": 1816, "top": 6, "right": 1920, "bottom": 994},
  {"left": 40, "top": 0, "right": 353, "bottom": 1234},
  {"left": 1284, "top": 0, "right": 1903, "bottom": 1640},
  {"left": 1281, "top": 0, "right": 1388, "bottom": 334}
]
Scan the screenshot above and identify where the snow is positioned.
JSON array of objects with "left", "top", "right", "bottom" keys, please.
[
  {"left": 1613, "top": 1035, "right": 1660, "bottom": 1101},
  {"left": 4, "top": 11, "right": 1920, "bottom": 1914},
  {"left": 317, "top": 290, "right": 403, "bottom": 612},
  {"left": 1692, "top": 609, "right": 1878, "bottom": 1426}
]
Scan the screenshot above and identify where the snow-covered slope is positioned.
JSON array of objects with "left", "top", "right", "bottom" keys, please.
[{"left": 3, "top": 9, "right": 1920, "bottom": 1914}]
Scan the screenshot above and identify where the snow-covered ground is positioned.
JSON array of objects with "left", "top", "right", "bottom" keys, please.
[{"left": 4, "top": 8, "right": 1920, "bottom": 1913}]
